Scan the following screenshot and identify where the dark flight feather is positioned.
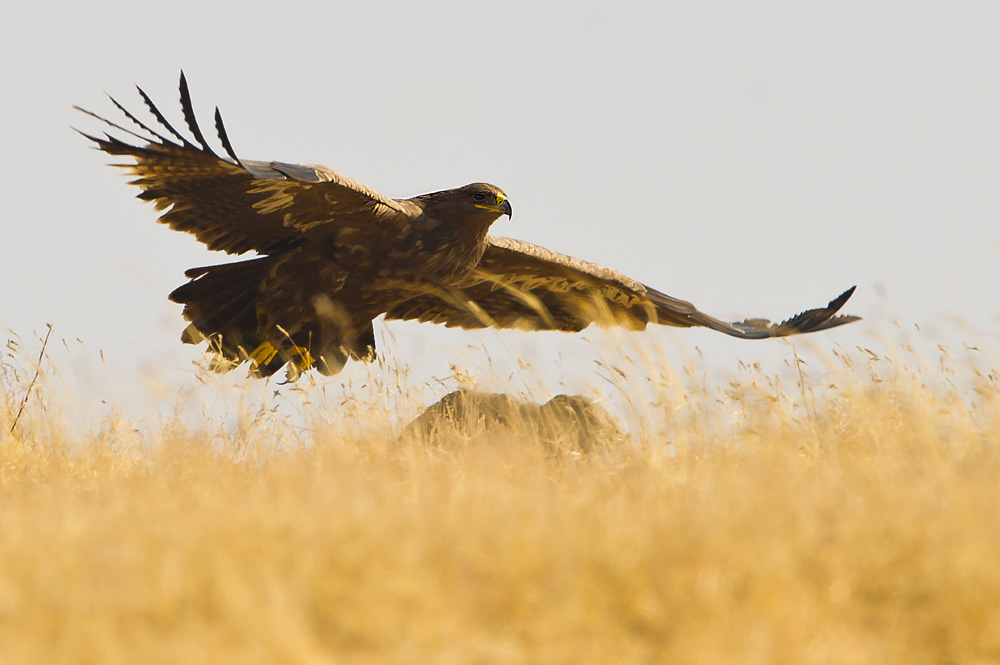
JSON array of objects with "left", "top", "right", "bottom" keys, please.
[
  {"left": 107, "top": 94, "right": 172, "bottom": 145},
  {"left": 214, "top": 107, "right": 243, "bottom": 167},
  {"left": 136, "top": 84, "right": 193, "bottom": 148},
  {"left": 72, "top": 105, "right": 158, "bottom": 147},
  {"left": 178, "top": 71, "right": 217, "bottom": 156}
]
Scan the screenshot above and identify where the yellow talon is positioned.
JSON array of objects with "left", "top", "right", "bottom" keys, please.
[
  {"left": 249, "top": 341, "right": 279, "bottom": 367},
  {"left": 288, "top": 345, "right": 315, "bottom": 371}
]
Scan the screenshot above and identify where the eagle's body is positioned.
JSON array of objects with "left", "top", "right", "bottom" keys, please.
[{"left": 78, "top": 74, "right": 859, "bottom": 379}]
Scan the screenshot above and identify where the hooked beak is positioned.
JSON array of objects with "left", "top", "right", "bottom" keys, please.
[{"left": 499, "top": 198, "right": 512, "bottom": 219}]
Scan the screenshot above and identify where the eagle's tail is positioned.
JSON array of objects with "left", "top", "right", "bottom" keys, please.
[
  {"left": 168, "top": 256, "right": 277, "bottom": 373},
  {"left": 168, "top": 256, "right": 376, "bottom": 379}
]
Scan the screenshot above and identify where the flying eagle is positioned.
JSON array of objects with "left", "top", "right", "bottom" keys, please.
[{"left": 77, "top": 74, "right": 859, "bottom": 380}]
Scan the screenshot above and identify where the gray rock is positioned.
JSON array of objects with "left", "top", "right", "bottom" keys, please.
[{"left": 402, "top": 389, "right": 627, "bottom": 452}]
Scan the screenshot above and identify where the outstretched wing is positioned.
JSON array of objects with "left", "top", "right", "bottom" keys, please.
[
  {"left": 76, "top": 72, "right": 413, "bottom": 255},
  {"left": 384, "top": 236, "right": 860, "bottom": 337}
]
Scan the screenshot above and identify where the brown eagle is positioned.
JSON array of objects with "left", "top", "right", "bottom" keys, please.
[{"left": 77, "top": 73, "right": 859, "bottom": 380}]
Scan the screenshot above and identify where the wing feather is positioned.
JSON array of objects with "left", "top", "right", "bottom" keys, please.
[
  {"left": 385, "top": 236, "right": 860, "bottom": 338},
  {"left": 177, "top": 71, "right": 216, "bottom": 156},
  {"left": 74, "top": 104, "right": 159, "bottom": 146},
  {"left": 136, "top": 83, "right": 193, "bottom": 148},
  {"left": 214, "top": 106, "right": 243, "bottom": 167},
  {"left": 106, "top": 94, "right": 170, "bottom": 144},
  {"left": 78, "top": 73, "right": 413, "bottom": 255}
]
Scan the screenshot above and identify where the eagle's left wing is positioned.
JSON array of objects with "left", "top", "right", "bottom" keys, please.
[
  {"left": 76, "top": 72, "right": 413, "bottom": 256},
  {"left": 384, "top": 236, "right": 860, "bottom": 338}
]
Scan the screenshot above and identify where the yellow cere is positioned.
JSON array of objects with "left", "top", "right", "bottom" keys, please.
[{"left": 474, "top": 192, "right": 506, "bottom": 212}]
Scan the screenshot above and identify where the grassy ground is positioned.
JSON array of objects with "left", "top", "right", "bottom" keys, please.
[{"left": 2, "top": 337, "right": 1000, "bottom": 664}]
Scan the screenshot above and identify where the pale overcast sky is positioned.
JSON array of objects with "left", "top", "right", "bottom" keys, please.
[{"left": 3, "top": 2, "right": 999, "bottom": 426}]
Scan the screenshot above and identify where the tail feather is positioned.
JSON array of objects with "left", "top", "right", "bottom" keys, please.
[
  {"left": 169, "top": 256, "right": 276, "bottom": 367},
  {"left": 169, "top": 255, "right": 376, "bottom": 379}
]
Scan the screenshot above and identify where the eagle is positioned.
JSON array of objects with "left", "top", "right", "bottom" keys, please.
[{"left": 77, "top": 73, "right": 859, "bottom": 380}]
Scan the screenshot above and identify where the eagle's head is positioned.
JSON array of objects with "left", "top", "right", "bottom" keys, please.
[
  {"left": 414, "top": 183, "right": 512, "bottom": 225},
  {"left": 464, "top": 182, "right": 512, "bottom": 219}
]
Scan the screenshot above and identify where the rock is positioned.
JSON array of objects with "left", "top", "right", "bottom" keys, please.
[{"left": 402, "top": 389, "right": 627, "bottom": 452}]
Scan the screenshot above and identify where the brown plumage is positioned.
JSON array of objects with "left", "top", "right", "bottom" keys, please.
[{"left": 77, "top": 73, "right": 860, "bottom": 380}]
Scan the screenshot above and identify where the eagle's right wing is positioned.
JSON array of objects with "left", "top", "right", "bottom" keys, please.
[
  {"left": 385, "top": 236, "right": 860, "bottom": 338},
  {"left": 76, "top": 72, "right": 413, "bottom": 255}
]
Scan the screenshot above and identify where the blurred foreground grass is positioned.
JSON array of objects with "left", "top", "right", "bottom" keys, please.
[{"left": 2, "top": 334, "right": 1000, "bottom": 664}]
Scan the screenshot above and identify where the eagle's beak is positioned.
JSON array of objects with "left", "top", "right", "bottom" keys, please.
[{"left": 475, "top": 193, "right": 513, "bottom": 218}]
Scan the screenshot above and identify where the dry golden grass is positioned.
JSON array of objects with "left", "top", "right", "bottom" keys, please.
[{"left": 2, "top": 334, "right": 1000, "bottom": 664}]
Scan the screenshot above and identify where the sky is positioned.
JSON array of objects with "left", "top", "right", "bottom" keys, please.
[{"left": 3, "top": 2, "right": 999, "bottom": 428}]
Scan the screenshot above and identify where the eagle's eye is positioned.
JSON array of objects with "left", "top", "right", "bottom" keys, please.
[{"left": 472, "top": 192, "right": 487, "bottom": 202}]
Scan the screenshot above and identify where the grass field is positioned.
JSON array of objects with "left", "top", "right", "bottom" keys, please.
[{"left": 2, "top": 332, "right": 1000, "bottom": 664}]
